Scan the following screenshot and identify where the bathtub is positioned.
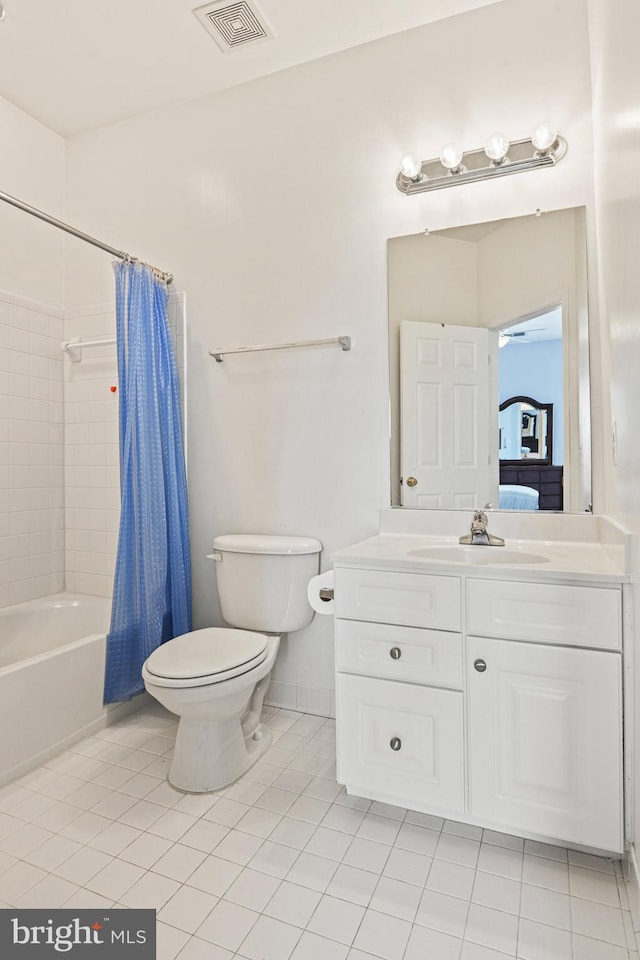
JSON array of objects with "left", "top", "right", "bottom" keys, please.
[{"left": 0, "top": 593, "right": 117, "bottom": 786}]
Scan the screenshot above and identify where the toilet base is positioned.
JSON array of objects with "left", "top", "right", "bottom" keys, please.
[{"left": 168, "top": 717, "right": 273, "bottom": 793}]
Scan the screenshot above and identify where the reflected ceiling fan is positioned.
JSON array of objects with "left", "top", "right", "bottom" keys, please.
[{"left": 499, "top": 327, "right": 545, "bottom": 347}]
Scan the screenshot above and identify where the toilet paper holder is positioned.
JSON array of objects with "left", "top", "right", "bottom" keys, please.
[{"left": 319, "top": 587, "right": 334, "bottom": 602}]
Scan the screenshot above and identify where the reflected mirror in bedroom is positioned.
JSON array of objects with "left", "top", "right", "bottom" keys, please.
[{"left": 388, "top": 206, "right": 591, "bottom": 512}]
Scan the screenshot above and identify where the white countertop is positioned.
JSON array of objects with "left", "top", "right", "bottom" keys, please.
[{"left": 331, "top": 534, "right": 629, "bottom": 584}]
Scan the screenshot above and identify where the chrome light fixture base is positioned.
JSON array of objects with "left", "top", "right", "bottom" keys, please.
[{"left": 396, "top": 136, "right": 567, "bottom": 195}]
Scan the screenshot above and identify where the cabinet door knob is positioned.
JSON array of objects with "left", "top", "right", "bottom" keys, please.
[
  {"left": 474, "top": 658, "right": 487, "bottom": 673},
  {"left": 389, "top": 737, "right": 402, "bottom": 751},
  {"left": 389, "top": 647, "right": 402, "bottom": 660},
  {"left": 406, "top": 477, "right": 418, "bottom": 487}
]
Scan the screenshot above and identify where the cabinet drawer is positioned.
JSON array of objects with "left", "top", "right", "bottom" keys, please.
[
  {"left": 467, "top": 579, "right": 621, "bottom": 650},
  {"left": 336, "top": 619, "right": 462, "bottom": 688},
  {"left": 335, "top": 568, "right": 461, "bottom": 631},
  {"left": 336, "top": 673, "right": 464, "bottom": 813}
]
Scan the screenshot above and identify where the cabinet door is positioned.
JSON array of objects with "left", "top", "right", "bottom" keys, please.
[
  {"left": 468, "top": 636, "right": 622, "bottom": 852},
  {"left": 337, "top": 673, "right": 464, "bottom": 814}
]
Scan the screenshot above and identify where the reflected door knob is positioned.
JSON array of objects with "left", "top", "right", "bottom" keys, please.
[{"left": 406, "top": 477, "right": 418, "bottom": 487}]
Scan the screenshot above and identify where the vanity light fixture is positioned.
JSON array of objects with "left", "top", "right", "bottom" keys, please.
[{"left": 396, "top": 123, "right": 567, "bottom": 195}]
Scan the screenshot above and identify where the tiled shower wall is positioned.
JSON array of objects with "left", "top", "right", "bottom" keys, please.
[
  {"left": 0, "top": 290, "right": 65, "bottom": 608},
  {"left": 64, "top": 291, "right": 186, "bottom": 597}
]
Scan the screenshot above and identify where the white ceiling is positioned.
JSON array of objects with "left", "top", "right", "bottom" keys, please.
[
  {"left": 502, "top": 306, "right": 563, "bottom": 343},
  {"left": 0, "top": 0, "right": 504, "bottom": 137}
]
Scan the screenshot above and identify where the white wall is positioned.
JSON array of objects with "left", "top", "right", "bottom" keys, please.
[
  {"left": 0, "top": 95, "right": 66, "bottom": 607},
  {"left": 587, "top": 0, "right": 640, "bottom": 894},
  {"left": 64, "top": 0, "right": 595, "bottom": 712}
]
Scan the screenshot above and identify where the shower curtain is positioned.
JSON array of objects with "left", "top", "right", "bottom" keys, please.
[{"left": 104, "top": 261, "right": 192, "bottom": 703}]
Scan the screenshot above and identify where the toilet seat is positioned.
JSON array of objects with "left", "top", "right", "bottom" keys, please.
[{"left": 143, "top": 628, "right": 270, "bottom": 688}]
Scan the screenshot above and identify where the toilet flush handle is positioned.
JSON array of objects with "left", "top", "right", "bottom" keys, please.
[{"left": 206, "top": 553, "right": 223, "bottom": 562}]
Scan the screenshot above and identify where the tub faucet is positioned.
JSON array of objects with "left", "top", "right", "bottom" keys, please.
[{"left": 459, "top": 510, "right": 505, "bottom": 546}]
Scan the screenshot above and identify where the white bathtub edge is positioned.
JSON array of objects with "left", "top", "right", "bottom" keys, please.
[{"left": 2, "top": 692, "right": 153, "bottom": 789}]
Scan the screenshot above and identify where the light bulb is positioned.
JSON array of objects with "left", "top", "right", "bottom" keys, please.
[
  {"left": 532, "top": 121, "right": 558, "bottom": 153},
  {"left": 485, "top": 132, "right": 509, "bottom": 164},
  {"left": 399, "top": 154, "right": 423, "bottom": 181},
  {"left": 440, "top": 143, "right": 464, "bottom": 172}
]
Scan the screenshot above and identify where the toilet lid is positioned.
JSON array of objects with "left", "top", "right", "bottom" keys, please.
[{"left": 144, "top": 628, "right": 269, "bottom": 681}]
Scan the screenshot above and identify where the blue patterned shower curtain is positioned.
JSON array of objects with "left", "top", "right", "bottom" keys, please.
[{"left": 104, "top": 261, "right": 192, "bottom": 703}]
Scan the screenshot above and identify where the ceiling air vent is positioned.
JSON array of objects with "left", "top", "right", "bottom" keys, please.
[{"left": 193, "top": 1, "right": 274, "bottom": 52}]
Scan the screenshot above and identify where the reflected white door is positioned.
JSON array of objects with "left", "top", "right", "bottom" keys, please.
[{"left": 400, "top": 321, "right": 495, "bottom": 508}]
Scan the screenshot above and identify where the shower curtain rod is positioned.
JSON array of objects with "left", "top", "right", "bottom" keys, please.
[{"left": 0, "top": 188, "right": 173, "bottom": 284}]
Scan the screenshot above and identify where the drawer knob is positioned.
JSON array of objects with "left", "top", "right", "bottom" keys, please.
[
  {"left": 389, "top": 737, "right": 402, "bottom": 751},
  {"left": 389, "top": 647, "right": 402, "bottom": 660},
  {"left": 474, "top": 658, "right": 487, "bottom": 673}
]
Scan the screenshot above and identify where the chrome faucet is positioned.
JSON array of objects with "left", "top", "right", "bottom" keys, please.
[{"left": 459, "top": 510, "right": 505, "bottom": 546}]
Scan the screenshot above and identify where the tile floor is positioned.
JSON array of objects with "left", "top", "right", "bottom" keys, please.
[{"left": 0, "top": 702, "right": 636, "bottom": 960}]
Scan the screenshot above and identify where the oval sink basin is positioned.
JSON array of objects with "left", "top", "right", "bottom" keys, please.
[{"left": 407, "top": 546, "right": 549, "bottom": 565}]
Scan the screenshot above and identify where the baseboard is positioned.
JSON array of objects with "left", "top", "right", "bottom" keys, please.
[
  {"left": 626, "top": 843, "right": 640, "bottom": 946},
  {"left": 266, "top": 681, "right": 335, "bottom": 719}
]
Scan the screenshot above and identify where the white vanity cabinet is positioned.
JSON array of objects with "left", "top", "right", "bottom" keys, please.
[{"left": 334, "top": 563, "right": 624, "bottom": 853}]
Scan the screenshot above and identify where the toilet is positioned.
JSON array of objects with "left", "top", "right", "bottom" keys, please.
[{"left": 141, "top": 534, "right": 322, "bottom": 793}]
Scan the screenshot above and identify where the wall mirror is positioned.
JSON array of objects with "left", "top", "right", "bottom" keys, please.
[{"left": 388, "top": 206, "right": 591, "bottom": 512}]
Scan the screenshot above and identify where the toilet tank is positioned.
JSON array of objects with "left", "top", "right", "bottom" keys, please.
[{"left": 212, "top": 534, "right": 322, "bottom": 633}]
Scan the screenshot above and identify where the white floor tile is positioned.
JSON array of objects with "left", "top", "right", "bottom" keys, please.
[
  {"left": 520, "top": 882, "right": 571, "bottom": 930},
  {"left": 571, "top": 898, "right": 627, "bottom": 947},
  {"left": 405, "top": 924, "right": 462, "bottom": 960},
  {"left": 238, "top": 915, "right": 301, "bottom": 960},
  {"left": 187, "top": 855, "right": 242, "bottom": 897},
  {"left": 304, "top": 826, "right": 352, "bottom": 861},
  {"left": 382, "top": 847, "right": 432, "bottom": 887},
  {"left": 572, "top": 933, "right": 631, "bottom": 960},
  {"left": 290, "top": 931, "right": 349, "bottom": 960},
  {"left": 369, "top": 875, "right": 422, "bottom": 921},
  {"left": 343, "top": 837, "right": 391, "bottom": 874},
  {"left": 326, "top": 864, "right": 378, "bottom": 907},
  {"left": 471, "top": 870, "right": 521, "bottom": 915},
  {"left": 285, "top": 852, "right": 338, "bottom": 892},
  {"left": 522, "top": 854, "right": 568, "bottom": 893},
  {"left": 307, "top": 895, "right": 365, "bottom": 944},
  {"left": 426, "top": 858, "right": 476, "bottom": 900},
  {"left": 436, "top": 833, "right": 481, "bottom": 869},
  {"left": 356, "top": 814, "right": 401, "bottom": 846},
  {"left": 205, "top": 798, "right": 251, "bottom": 828},
  {"left": 0, "top": 705, "right": 633, "bottom": 960},
  {"left": 248, "top": 840, "right": 300, "bottom": 878},
  {"left": 159, "top": 885, "right": 220, "bottom": 933},
  {"left": 196, "top": 900, "right": 259, "bottom": 951},
  {"left": 224, "top": 867, "right": 280, "bottom": 911},
  {"left": 235, "top": 806, "right": 282, "bottom": 839},
  {"left": 85, "top": 857, "right": 145, "bottom": 900},
  {"left": 415, "top": 888, "right": 469, "bottom": 938},
  {"left": 211, "top": 829, "right": 264, "bottom": 865},
  {"left": 394, "top": 822, "right": 440, "bottom": 857},
  {"left": 269, "top": 817, "right": 316, "bottom": 850},
  {"left": 477, "top": 844, "right": 523, "bottom": 881},
  {"left": 119, "top": 830, "right": 174, "bottom": 868},
  {"left": 352, "top": 908, "right": 412, "bottom": 960},
  {"left": 16, "top": 874, "right": 81, "bottom": 908},
  {"left": 176, "top": 936, "right": 233, "bottom": 960},
  {"left": 156, "top": 921, "right": 190, "bottom": 960},
  {"left": 570, "top": 864, "right": 622, "bottom": 907},
  {"left": 120, "top": 871, "right": 181, "bottom": 909},
  {"left": 151, "top": 843, "right": 208, "bottom": 882},
  {"left": 263, "top": 880, "right": 322, "bottom": 927},
  {"left": 465, "top": 902, "right": 518, "bottom": 955},
  {"left": 517, "top": 918, "right": 572, "bottom": 960}
]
